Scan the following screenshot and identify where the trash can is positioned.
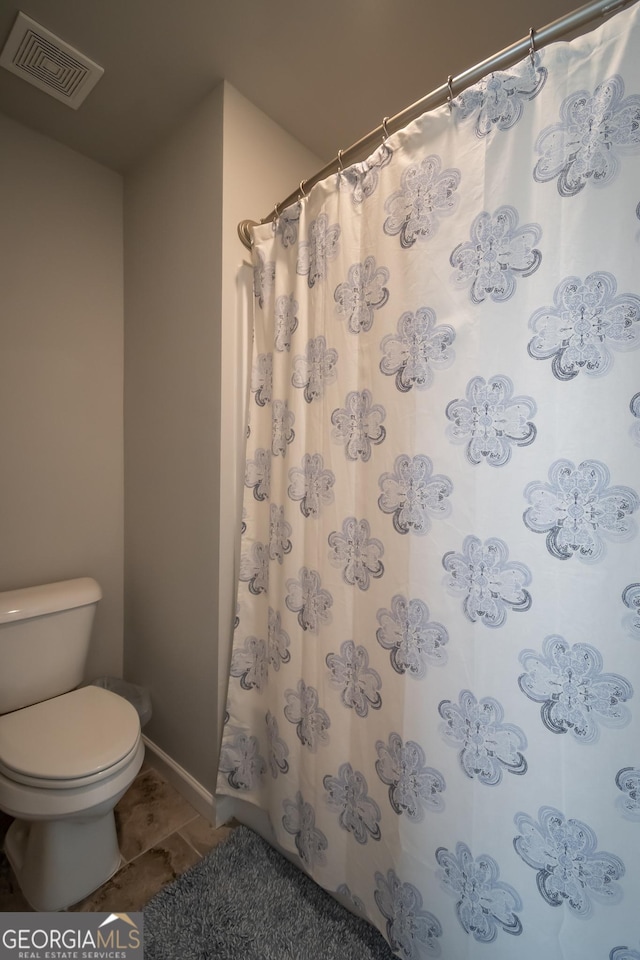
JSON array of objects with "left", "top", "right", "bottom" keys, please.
[{"left": 90, "top": 676, "right": 152, "bottom": 727}]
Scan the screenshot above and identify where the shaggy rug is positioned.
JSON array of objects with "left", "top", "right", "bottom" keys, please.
[{"left": 143, "top": 825, "right": 397, "bottom": 960}]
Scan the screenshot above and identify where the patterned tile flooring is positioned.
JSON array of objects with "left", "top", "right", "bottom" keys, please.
[{"left": 0, "top": 761, "right": 234, "bottom": 912}]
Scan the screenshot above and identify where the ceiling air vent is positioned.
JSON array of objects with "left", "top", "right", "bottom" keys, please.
[{"left": 0, "top": 12, "right": 104, "bottom": 109}]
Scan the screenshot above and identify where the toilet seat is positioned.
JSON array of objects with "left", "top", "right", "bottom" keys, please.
[{"left": 0, "top": 685, "right": 141, "bottom": 790}]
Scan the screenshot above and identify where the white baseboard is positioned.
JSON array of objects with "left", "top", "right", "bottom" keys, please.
[{"left": 141, "top": 735, "right": 220, "bottom": 824}]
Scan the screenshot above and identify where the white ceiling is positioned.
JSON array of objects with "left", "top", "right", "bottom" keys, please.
[{"left": 0, "top": 0, "right": 593, "bottom": 173}]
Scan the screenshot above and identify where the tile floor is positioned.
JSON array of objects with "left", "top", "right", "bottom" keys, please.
[{"left": 0, "top": 761, "right": 235, "bottom": 912}]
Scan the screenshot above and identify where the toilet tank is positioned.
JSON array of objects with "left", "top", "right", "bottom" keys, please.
[{"left": 0, "top": 578, "right": 102, "bottom": 715}]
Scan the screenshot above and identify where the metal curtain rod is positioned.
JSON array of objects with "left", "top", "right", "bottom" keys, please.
[{"left": 238, "top": 0, "right": 634, "bottom": 249}]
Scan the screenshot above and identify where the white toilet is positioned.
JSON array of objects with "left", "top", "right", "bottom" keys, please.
[{"left": 0, "top": 577, "right": 144, "bottom": 911}]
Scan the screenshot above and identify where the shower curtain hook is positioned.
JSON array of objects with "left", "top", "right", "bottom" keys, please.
[
  {"left": 381, "top": 117, "right": 390, "bottom": 141},
  {"left": 274, "top": 201, "right": 281, "bottom": 218},
  {"left": 337, "top": 149, "right": 344, "bottom": 171},
  {"left": 529, "top": 27, "right": 536, "bottom": 67},
  {"left": 447, "top": 75, "right": 454, "bottom": 110},
  {"left": 299, "top": 179, "right": 307, "bottom": 199}
]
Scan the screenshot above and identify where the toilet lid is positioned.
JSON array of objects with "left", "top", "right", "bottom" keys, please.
[{"left": 0, "top": 685, "right": 140, "bottom": 782}]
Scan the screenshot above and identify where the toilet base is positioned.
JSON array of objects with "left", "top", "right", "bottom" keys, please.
[{"left": 5, "top": 807, "right": 122, "bottom": 911}]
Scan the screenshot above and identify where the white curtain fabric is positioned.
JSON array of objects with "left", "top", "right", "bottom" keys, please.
[{"left": 217, "top": 5, "right": 640, "bottom": 957}]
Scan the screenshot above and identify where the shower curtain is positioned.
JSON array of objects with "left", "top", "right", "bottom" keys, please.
[{"left": 217, "top": 4, "right": 640, "bottom": 957}]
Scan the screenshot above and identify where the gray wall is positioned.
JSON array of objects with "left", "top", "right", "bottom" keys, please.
[
  {"left": 0, "top": 113, "right": 124, "bottom": 681},
  {"left": 123, "top": 86, "right": 225, "bottom": 791}
]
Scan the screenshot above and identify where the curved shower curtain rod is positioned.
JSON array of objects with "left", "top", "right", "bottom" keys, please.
[{"left": 238, "top": 0, "right": 634, "bottom": 250}]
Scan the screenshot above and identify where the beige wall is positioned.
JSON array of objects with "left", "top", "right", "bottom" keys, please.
[
  {"left": 124, "top": 81, "right": 320, "bottom": 795},
  {"left": 123, "top": 85, "right": 225, "bottom": 791},
  {"left": 0, "top": 114, "right": 124, "bottom": 681}
]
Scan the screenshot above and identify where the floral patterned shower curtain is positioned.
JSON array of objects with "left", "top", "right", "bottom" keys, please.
[{"left": 217, "top": 5, "right": 640, "bottom": 957}]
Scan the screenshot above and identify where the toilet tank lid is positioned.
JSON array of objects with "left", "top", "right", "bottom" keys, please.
[{"left": 0, "top": 578, "right": 102, "bottom": 624}]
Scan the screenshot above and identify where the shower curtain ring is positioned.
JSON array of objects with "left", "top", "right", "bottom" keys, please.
[
  {"left": 337, "top": 149, "right": 344, "bottom": 171},
  {"left": 274, "top": 201, "right": 281, "bottom": 218},
  {"left": 381, "top": 117, "right": 390, "bottom": 141},
  {"left": 299, "top": 179, "right": 307, "bottom": 198},
  {"left": 529, "top": 27, "right": 536, "bottom": 66},
  {"left": 447, "top": 75, "right": 454, "bottom": 110}
]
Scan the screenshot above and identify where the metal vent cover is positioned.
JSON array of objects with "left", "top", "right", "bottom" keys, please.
[{"left": 0, "top": 12, "right": 103, "bottom": 108}]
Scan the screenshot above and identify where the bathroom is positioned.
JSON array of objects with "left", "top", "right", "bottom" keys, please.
[
  {"left": 0, "top": 6, "right": 324, "bottom": 844},
  {"left": 0, "top": 0, "right": 335, "bottom": 906},
  {"left": 2, "top": 0, "right": 639, "bottom": 952},
  {"left": 2, "top": 0, "right": 560, "bottom": 847}
]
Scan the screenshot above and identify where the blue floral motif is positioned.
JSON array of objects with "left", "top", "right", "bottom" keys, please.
[
  {"left": 380, "top": 308, "right": 455, "bottom": 392},
  {"left": 334, "top": 257, "right": 390, "bottom": 333},
  {"left": 443, "top": 535, "right": 532, "bottom": 627},
  {"left": 251, "top": 353, "right": 272, "bottom": 406},
  {"left": 245, "top": 447, "right": 271, "bottom": 501},
  {"left": 292, "top": 336, "right": 339, "bottom": 402},
  {"left": 282, "top": 792, "right": 328, "bottom": 868},
  {"left": 375, "top": 733, "right": 445, "bottom": 819},
  {"left": 323, "top": 762, "right": 382, "bottom": 843},
  {"left": 296, "top": 213, "right": 341, "bottom": 287},
  {"left": 328, "top": 517, "right": 384, "bottom": 589},
  {"left": 610, "top": 946, "right": 640, "bottom": 960},
  {"left": 252, "top": 249, "right": 275, "bottom": 308},
  {"left": 436, "top": 843, "right": 523, "bottom": 942},
  {"left": 283, "top": 679, "right": 330, "bottom": 751},
  {"left": 523, "top": 459, "right": 640, "bottom": 563},
  {"left": 622, "top": 583, "right": 640, "bottom": 639},
  {"left": 326, "top": 640, "right": 382, "bottom": 716},
  {"left": 374, "top": 870, "right": 443, "bottom": 959},
  {"left": 383, "top": 155, "right": 461, "bottom": 248},
  {"left": 438, "top": 690, "right": 527, "bottom": 784},
  {"left": 285, "top": 567, "right": 333, "bottom": 632},
  {"left": 239, "top": 541, "right": 269, "bottom": 596},
  {"left": 631, "top": 393, "right": 640, "bottom": 446},
  {"left": 615, "top": 767, "right": 640, "bottom": 821},
  {"left": 376, "top": 595, "right": 448, "bottom": 678},
  {"left": 534, "top": 75, "right": 640, "bottom": 196},
  {"left": 229, "top": 635, "right": 267, "bottom": 692},
  {"left": 379, "top": 455, "right": 452, "bottom": 536},
  {"left": 287, "top": 453, "right": 335, "bottom": 518},
  {"left": 271, "top": 399, "right": 295, "bottom": 456},
  {"left": 274, "top": 294, "right": 299, "bottom": 351},
  {"left": 331, "top": 390, "right": 386, "bottom": 460},
  {"left": 335, "top": 884, "right": 366, "bottom": 915},
  {"left": 273, "top": 203, "right": 300, "bottom": 247},
  {"left": 518, "top": 635, "right": 633, "bottom": 742},
  {"left": 528, "top": 273, "right": 640, "bottom": 379},
  {"left": 265, "top": 710, "right": 289, "bottom": 778},
  {"left": 450, "top": 206, "right": 542, "bottom": 304},
  {"left": 218, "top": 731, "right": 266, "bottom": 790},
  {"left": 453, "top": 56, "right": 547, "bottom": 137},
  {"left": 268, "top": 504, "right": 292, "bottom": 563},
  {"left": 513, "top": 806, "right": 625, "bottom": 916},
  {"left": 445, "top": 375, "right": 537, "bottom": 466},
  {"left": 341, "top": 143, "right": 392, "bottom": 204},
  {"left": 267, "top": 607, "right": 290, "bottom": 669}
]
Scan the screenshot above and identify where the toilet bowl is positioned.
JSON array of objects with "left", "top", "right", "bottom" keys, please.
[
  {"left": 0, "top": 578, "right": 145, "bottom": 910},
  {"left": 0, "top": 685, "right": 144, "bottom": 911}
]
